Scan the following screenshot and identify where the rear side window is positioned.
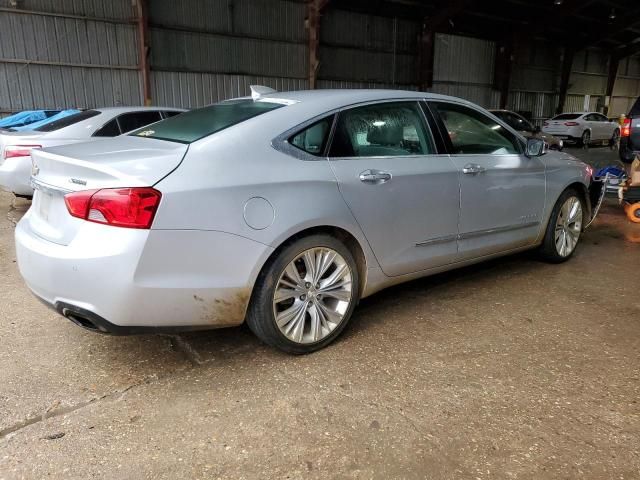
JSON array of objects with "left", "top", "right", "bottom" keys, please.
[
  {"left": 289, "top": 117, "right": 333, "bottom": 156},
  {"left": 552, "top": 114, "right": 581, "bottom": 120},
  {"left": 118, "top": 111, "right": 162, "bottom": 133},
  {"left": 131, "top": 100, "right": 285, "bottom": 144},
  {"left": 329, "top": 102, "right": 434, "bottom": 158},
  {"left": 430, "top": 102, "right": 520, "bottom": 155},
  {"left": 163, "top": 111, "right": 182, "bottom": 118},
  {"left": 93, "top": 119, "right": 121, "bottom": 137},
  {"left": 35, "top": 110, "right": 100, "bottom": 132}
]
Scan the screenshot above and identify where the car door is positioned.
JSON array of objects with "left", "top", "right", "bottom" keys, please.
[
  {"left": 428, "top": 101, "right": 546, "bottom": 260},
  {"left": 328, "top": 101, "right": 460, "bottom": 277},
  {"left": 584, "top": 114, "right": 603, "bottom": 140},
  {"left": 596, "top": 113, "right": 614, "bottom": 139}
]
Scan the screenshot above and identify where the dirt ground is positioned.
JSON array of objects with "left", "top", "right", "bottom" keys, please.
[{"left": 0, "top": 146, "right": 638, "bottom": 479}]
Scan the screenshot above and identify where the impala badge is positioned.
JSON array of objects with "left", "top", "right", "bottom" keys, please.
[{"left": 70, "top": 178, "right": 87, "bottom": 186}]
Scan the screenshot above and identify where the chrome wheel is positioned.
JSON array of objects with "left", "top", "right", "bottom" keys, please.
[
  {"left": 554, "top": 196, "right": 583, "bottom": 257},
  {"left": 273, "top": 247, "right": 353, "bottom": 344}
]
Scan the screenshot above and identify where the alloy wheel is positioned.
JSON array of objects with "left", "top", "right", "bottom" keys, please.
[
  {"left": 272, "top": 247, "right": 353, "bottom": 344},
  {"left": 582, "top": 131, "right": 590, "bottom": 148},
  {"left": 555, "top": 196, "right": 583, "bottom": 257}
]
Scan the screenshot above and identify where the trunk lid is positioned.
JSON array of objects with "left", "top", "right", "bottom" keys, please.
[{"left": 28, "top": 136, "right": 188, "bottom": 245}]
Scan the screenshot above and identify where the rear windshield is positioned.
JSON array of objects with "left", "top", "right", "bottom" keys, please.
[
  {"left": 130, "top": 100, "right": 285, "bottom": 144},
  {"left": 35, "top": 110, "right": 101, "bottom": 132},
  {"left": 552, "top": 114, "right": 581, "bottom": 120}
]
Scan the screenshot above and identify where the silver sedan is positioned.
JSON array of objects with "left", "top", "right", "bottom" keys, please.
[{"left": 16, "top": 88, "right": 593, "bottom": 353}]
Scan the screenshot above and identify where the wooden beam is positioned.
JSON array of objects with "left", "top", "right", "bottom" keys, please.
[
  {"left": 556, "top": 46, "right": 574, "bottom": 115},
  {"left": 307, "top": 0, "right": 329, "bottom": 90},
  {"left": 135, "top": 0, "right": 151, "bottom": 106},
  {"left": 604, "top": 54, "right": 619, "bottom": 116},
  {"left": 493, "top": 33, "right": 516, "bottom": 109},
  {"left": 417, "top": 30, "right": 435, "bottom": 90},
  {"left": 613, "top": 41, "right": 640, "bottom": 60},
  {"left": 580, "top": 6, "right": 640, "bottom": 49}
]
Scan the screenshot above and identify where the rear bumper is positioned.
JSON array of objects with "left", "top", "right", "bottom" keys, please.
[
  {"left": 0, "top": 156, "right": 33, "bottom": 196},
  {"left": 15, "top": 213, "right": 274, "bottom": 331}
]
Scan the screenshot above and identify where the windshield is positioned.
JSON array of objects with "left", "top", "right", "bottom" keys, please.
[
  {"left": 35, "top": 110, "right": 100, "bottom": 132},
  {"left": 552, "top": 114, "right": 581, "bottom": 120},
  {"left": 130, "top": 100, "right": 285, "bottom": 144}
]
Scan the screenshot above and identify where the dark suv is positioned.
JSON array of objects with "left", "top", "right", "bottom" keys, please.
[{"left": 620, "top": 97, "right": 640, "bottom": 164}]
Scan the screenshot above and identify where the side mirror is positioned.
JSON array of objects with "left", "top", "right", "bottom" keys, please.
[
  {"left": 526, "top": 137, "right": 546, "bottom": 157},
  {"left": 533, "top": 125, "right": 542, "bottom": 134}
]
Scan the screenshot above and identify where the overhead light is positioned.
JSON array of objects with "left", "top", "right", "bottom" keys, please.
[
  {"left": 609, "top": 8, "right": 616, "bottom": 20},
  {"left": 554, "top": 0, "right": 563, "bottom": 5}
]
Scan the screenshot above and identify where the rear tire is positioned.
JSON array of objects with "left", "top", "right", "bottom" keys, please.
[
  {"left": 581, "top": 130, "right": 591, "bottom": 149},
  {"left": 538, "top": 189, "right": 585, "bottom": 263},
  {"left": 610, "top": 129, "right": 620, "bottom": 150},
  {"left": 246, "top": 234, "right": 360, "bottom": 354}
]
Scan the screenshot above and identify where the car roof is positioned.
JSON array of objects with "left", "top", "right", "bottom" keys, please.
[
  {"left": 258, "top": 89, "right": 472, "bottom": 110},
  {"left": 93, "top": 106, "right": 186, "bottom": 114}
]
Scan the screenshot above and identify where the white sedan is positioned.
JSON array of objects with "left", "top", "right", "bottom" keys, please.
[
  {"left": 0, "top": 107, "right": 185, "bottom": 197},
  {"left": 542, "top": 112, "right": 620, "bottom": 147}
]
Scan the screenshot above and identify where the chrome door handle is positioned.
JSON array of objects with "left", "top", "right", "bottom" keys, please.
[
  {"left": 359, "top": 169, "right": 392, "bottom": 184},
  {"left": 462, "top": 163, "right": 486, "bottom": 175}
]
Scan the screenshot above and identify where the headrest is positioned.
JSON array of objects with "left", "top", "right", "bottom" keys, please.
[{"left": 367, "top": 124, "right": 403, "bottom": 146}]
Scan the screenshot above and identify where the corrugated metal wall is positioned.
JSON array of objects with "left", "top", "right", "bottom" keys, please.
[
  {"left": 1, "top": 0, "right": 640, "bottom": 119},
  {"left": 431, "top": 33, "right": 500, "bottom": 107},
  {"left": 0, "top": 0, "right": 141, "bottom": 114}
]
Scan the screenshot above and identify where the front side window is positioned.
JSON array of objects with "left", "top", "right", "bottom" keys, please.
[
  {"left": 118, "top": 111, "right": 162, "bottom": 133},
  {"left": 430, "top": 102, "right": 520, "bottom": 155},
  {"left": 289, "top": 117, "right": 333, "bottom": 156},
  {"left": 329, "top": 102, "right": 433, "bottom": 158},
  {"left": 131, "top": 100, "right": 285, "bottom": 144}
]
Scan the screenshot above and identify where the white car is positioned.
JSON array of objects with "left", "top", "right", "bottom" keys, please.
[
  {"left": 542, "top": 112, "right": 620, "bottom": 147},
  {"left": 0, "top": 107, "right": 185, "bottom": 197}
]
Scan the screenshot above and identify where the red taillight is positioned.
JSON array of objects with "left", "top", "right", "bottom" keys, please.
[
  {"left": 621, "top": 118, "right": 631, "bottom": 137},
  {"left": 64, "top": 187, "right": 162, "bottom": 229},
  {"left": 3, "top": 145, "right": 42, "bottom": 159},
  {"left": 564, "top": 121, "right": 579, "bottom": 126}
]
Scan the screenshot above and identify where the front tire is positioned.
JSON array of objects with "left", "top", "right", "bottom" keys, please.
[
  {"left": 246, "top": 234, "right": 360, "bottom": 354},
  {"left": 538, "top": 189, "right": 585, "bottom": 263}
]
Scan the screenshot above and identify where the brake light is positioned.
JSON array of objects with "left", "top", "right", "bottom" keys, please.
[
  {"left": 564, "top": 121, "right": 579, "bottom": 126},
  {"left": 3, "top": 145, "right": 41, "bottom": 159},
  {"left": 64, "top": 187, "right": 162, "bottom": 229},
  {"left": 621, "top": 118, "right": 631, "bottom": 137}
]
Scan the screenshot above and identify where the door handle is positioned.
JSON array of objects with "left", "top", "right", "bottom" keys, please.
[
  {"left": 462, "top": 163, "right": 486, "bottom": 175},
  {"left": 359, "top": 169, "right": 392, "bottom": 184}
]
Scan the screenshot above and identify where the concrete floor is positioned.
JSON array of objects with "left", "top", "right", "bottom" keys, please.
[{"left": 0, "top": 146, "right": 638, "bottom": 479}]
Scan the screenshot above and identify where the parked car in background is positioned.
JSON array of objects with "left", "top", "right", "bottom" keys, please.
[
  {"left": 620, "top": 97, "right": 640, "bottom": 164},
  {"left": 0, "top": 107, "right": 185, "bottom": 197},
  {"left": 489, "top": 109, "right": 563, "bottom": 150},
  {"left": 542, "top": 112, "right": 619, "bottom": 147},
  {"left": 9, "top": 109, "right": 80, "bottom": 132},
  {"left": 0, "top": 110, "right": 64, "bottom": 130},
  {"left": 15, "top": 88, "right": 595, "bottom": 354}
]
